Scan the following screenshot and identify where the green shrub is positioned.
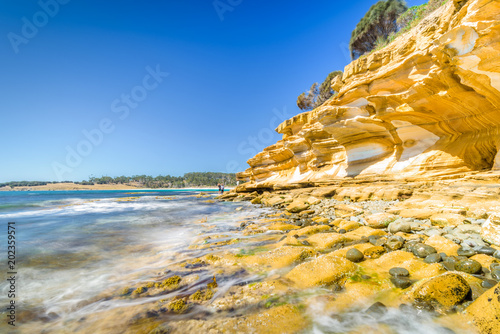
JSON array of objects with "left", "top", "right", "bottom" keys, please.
[
  {"left": 297, "top": 70, "right": 343, "bottom": 111},
  {"left": 349, "top": 0, "right": 407, "bottom": 60},
  {"left": 363, "top": 0, "right": 450, "bottom": 57}
]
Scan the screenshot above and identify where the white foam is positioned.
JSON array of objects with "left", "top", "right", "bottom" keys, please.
[{"left": 310, "top": 305, "right": 467, "bottom": 334}]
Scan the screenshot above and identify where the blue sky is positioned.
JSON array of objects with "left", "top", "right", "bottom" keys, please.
[{"left": 0, "top": 0, "right": 425, "bottom": 182}]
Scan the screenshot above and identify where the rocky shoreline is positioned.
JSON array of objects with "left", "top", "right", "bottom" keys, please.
[
  {"left": 213, "top": 176, "right": 500, "bottom": 333},
  {"left": 26, "top": 181, "right": 499, "bottom": 333}
]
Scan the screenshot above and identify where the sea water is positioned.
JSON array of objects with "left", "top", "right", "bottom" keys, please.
[
  {"left": 0, "top": 191, "right": 472, "bottom": 333},
  {"left": 0, "top": 190, "right": 268, "bottom": 332}
]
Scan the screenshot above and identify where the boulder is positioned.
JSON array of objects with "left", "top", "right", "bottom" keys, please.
[
  {"left": 431, "top": 213, "right": 466, "bottom": 227},
  {"left": 481, "top": 213, "right": 500, "bottom": 246},
  {"left": 307, "top": 233, "right": 352, "bottom": 251},
  {"left": 466, "top": 283, "right": 500, "bottom": 334},
  {"left": 339, "top": 221, "right": 361, "bottom": 232},
  {"left": 344, "top": 226, "right": 386, "bottom": 241},
  {"left": 245, "top": 246, "right": 316, "bottom": 269},
  {"left": 410, "top": 273, "right": 470, "bottom": 307},
  {"left": 388, "top": 220, "right": 412, "bottom": 233},
  {"left": 334, "top": 204, "right": 363, "bottom": 217},
  {"left": 363, "top": 246, "right": 386, "bottom": 259},
  {"left": 424, "top": 235, "right": 460, "bottom": 256},
  {"left": 286, "top": 200, "right": 310, "bottom": 213},
  {"left": 285, "top": 255, "right": 357, "bottom": 288},
  {"left": 365, "top": 212, "right": 397, "bottom": 229}
]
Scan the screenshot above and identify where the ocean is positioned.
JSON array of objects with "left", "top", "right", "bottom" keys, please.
[
  {"left": 0, "top": 191, "right": 472, "bottom": 334},
  {"left": 0, "top": 190, "right": 268, "bottom": 333}
]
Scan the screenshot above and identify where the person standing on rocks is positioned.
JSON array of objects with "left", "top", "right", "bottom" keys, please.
[
  {"left": 221, "top": 184, "right": 225, "bottom": 194},
  {"left": 217, "top": 183, "right": 222, "bottom": 195}
]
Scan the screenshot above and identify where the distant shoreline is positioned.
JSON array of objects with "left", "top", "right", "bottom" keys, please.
[{"left": 0, "top": 182, "right": 233, "bottom": 192}]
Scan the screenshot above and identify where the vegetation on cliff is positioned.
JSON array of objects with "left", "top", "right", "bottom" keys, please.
[
  {"left": 296, "top": 70, "right": 343, "bottom": 111},
  {"left": 370, "top": 0, "right": 450, "bottom": 52},
  {"left": 296, "top": 0, "right": 449, "bottom": 112},
  {"left": 349, "top": 0, "right": 407, "bottom": 59}
]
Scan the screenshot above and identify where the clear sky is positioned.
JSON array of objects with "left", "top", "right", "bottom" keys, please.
[{"left": 0, "top": 0, "right": 425, "bottom": 182}]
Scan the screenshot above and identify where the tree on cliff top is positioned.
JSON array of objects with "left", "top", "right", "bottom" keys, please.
[
  {"left": 349, "top": 0, "right": 407, "bottom": 60},
  {"left": 297, "top": 70, "right": 343, "bottom": 111}
]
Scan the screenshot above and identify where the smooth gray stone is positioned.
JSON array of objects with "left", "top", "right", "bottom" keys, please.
[
  {"left": 424, "top": 253, "right": 442, "bottom": 263},
  {"left": 491, "top": 269, "right": 500, "bottom": 281},
  {"left": 477, "top": 246, "right": 496, "bottom": 256},
  {"left": 412, "top": 244, "right": 437, "bottom": 258},
  {"left": 389, "top": 267, "right": 410, "bottom": 277},
  {"left": 390, "top": 277, "right": 412, "bottom": 289},
  {"left": 457, "top": 247, "right": 476, "bottom": 257},
  {"left": 455, "top": 259, "right": 482, "bottom": 274},
  {"left": 482, "top": 279, "right": 497, "bottom": 289},
  {"left": 346, "top": 248, "right": 364, "bottom": 263}
]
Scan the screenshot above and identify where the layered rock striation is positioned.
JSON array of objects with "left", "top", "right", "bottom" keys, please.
[{"left": 238, "top": 0, "right": 500, "bottom": 190}]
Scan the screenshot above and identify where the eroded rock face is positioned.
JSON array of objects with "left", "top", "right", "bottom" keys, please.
[
  {"left": 466, "top": 283, "right": 500, "bottom": 334},
  {"left": 238, "top": 0, "right": 500, "bottom": 189}
]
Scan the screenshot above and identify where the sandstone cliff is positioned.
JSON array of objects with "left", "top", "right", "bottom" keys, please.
[{"left": 237, "top": 0, "right": 500, "bottom": 190}]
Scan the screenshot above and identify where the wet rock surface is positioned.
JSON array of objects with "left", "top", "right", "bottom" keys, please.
[
  {"left": 455, "top": 259, "right": 482, "bottom": 275},
  {"left": 346, "top": 248, "right": 364, "bottom": 263}
]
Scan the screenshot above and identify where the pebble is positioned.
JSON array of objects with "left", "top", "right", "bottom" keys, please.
[
  {"left": 493, "top": 250, "right": 500, "bottom": 260},
  {"left": 368, "top": 235, "right": 382, "bottom": 246},
  {"left": 386, "top": 235, "right": 405, "bottom": 251},
  {"left": 455, "top": 224, "right": 481, "bottom": 234},
  {"left": 412, "top": 244, "right": 437, "bottom": 258},
  {"left": 365, "top": 302, "right": 387, "bottom": 316},
  {"left": 490, "top": 263, "right": 500, "bottom": 271},
  {"left": 346, "top": 248, "right": 364, "bottom": 263},
  {"left": 424, "top": 228, "right": 443, "bottom": 237},
  {"left": 339, "top": 229, "right": 346, "bottom": 234},
  {"left": 482, "top": 279, "right": 497, "bottom": 289},
  {"left": 462, "top": 238, "right": 486, "bottom": 248},
  {"left": 390, "top": 277, "right": 412, "bottom": 289},
  {"left": 399, "top": 303, "right": 413, "bottom": 313},
  {"left": 455, "top": 259, "right": 482, "bottom": 274},
  {"left": 443, "top": 234, "right": 461, "bottom": 244},
  {"left": 386, "top": 239, "right": 404, "bottom": 251},
  {"left": 491, "top": 269, "right": 500, "bottom": 281},
  {"left": 388, "top": 221, "right": 412, "bottom": 234},
  {"left": 301, "top": 240, "right": 311, "bottom": 246},
  {"left": 477, "top": 246, "right": 496, "bottom": 256},
  {"left": 374, "top": 237, "right": 387, "bottom": 247},
  {"left": 457, "top": 247, "right": 476, "bottom": 257},
  {"left": 389, "top": 267, "right": 410, "bottom": 277},
  {"left": 424, "top": 253, "right": 442, "bottom": 263},
  {"left": 442, "top": 256, "right": 457, "bottom": 271}
]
